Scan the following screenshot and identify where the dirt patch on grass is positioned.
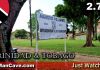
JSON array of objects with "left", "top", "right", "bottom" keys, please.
[{"left": 14, "top": 46, "right": 100, "bottom": 62}]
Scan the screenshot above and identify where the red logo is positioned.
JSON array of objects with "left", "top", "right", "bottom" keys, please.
[{"left": 0, "top": 0, "right": 9, "bottom": 23}]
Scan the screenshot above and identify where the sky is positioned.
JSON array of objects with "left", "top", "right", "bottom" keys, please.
[{"left": 13, "top": 0, "right": 63, "bottom": 32}]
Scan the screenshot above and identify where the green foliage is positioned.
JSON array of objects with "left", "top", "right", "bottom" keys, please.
[
  {"left": 55, "top": 4, "right": 65, "bottom": 17},
  {"left": 98, "top": 34, "right": 100, "bottom": 41},
  {"left": 28, "top": 14, "right": 36, "bottom": 32},
  {"left": 55, "top": 0, "right": 86, "bottom": 39},
  {"left": 55, "top": 0, "right": 100, "bottom": 26},
  {"left": 14, "top": 29, "right": 28, "bottom": 39},
  {"left": 93, "top": 33, "right": 97, "bottom": 41},
  {"left": 33, "top": 32, "right": 36, "bottom": 39},
  {"left": 55, "top": 0, "right": 100, "bottom": 46}
]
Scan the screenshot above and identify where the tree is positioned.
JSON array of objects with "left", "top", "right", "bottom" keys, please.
[
  {"left": 55, "top": 4, "right": 81, "bottom": 39},
  {"left": 75, "top": 16, "right": 87, "bottom": 33},
  {"left": 55, "top": 0, "right": 100, "bottom": 47},
  {"left": 55, "top": 4, "right": 65, "bottom": 17},
  {"left": 14, "top": 29, "right": 28, "bottom": 39},
  {"left": 0, "top": 0, "right": 26, "bottom": 61},
  {"left": 93, "top": 11, "right": 100, "bottom": 40},
  {"left": 28, "top": 10, "right": 42, "bottom": 39},
  {"left": 28, "top": 14, "right": 36, "bottom": 32}
]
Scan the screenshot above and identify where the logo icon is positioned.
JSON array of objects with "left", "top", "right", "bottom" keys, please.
[{"left": 0, "top": 0, "right": 9, "bottom": 23}]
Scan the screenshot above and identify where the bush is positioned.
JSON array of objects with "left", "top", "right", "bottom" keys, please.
[{"left": 14, "top": 29, "right": 28, "bottom": 39}]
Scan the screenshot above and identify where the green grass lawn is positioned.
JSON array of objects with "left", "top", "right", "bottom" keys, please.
[{"left": 11, "top": 39, "right": 100, "bottom": 56}]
